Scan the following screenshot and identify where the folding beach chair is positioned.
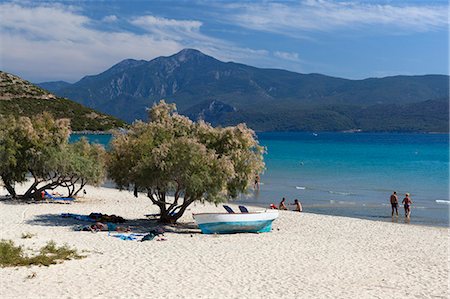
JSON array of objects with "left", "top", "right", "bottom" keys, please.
[
  {"left": 238, "top": 205, "right": 249, "bottom": 213},
  {"left": 222, "top": 205, "right": 235, "bottom": 213}
]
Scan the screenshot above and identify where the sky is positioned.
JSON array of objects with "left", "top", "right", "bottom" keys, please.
[{"left": 0, "top": 0, "right": 448, "bottom": 83}]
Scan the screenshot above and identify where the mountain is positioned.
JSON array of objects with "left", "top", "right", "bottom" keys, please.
[
  {"left": 36, "top": 80, "right": 72, "bottom": 93},
  {"left": 43, "top": 49, "right": 449, "bottom": 132},
  {"left": 0, "top": 71, "right": 125, "bottom": 131}
]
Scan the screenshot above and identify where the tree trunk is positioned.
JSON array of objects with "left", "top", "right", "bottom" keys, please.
[
  {"left": 21, "top": 179, "right": 40, "bottom": 199},
  {"left": 3, "top": 181, "right": 17, "bottom": 199},
  {"left": 159, "top": 211, "right": 177, "bottom": 224},
  {"left": 157, "top": 197, "right": 195, "bottom": 224},
  {"left": 73, "top": 180, "right": 86, "bottom": 197}
]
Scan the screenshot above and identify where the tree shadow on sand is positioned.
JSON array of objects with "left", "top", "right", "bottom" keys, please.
[
  {"left": 25, "top": 213, "right": 202, "bottom": 235},
  {"left": 0, "top": 197, "right": 74, "bottom": 206}
]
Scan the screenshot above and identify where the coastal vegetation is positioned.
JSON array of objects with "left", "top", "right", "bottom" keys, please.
[
  {"left": 0, "top": 71, "right": 125, "bottom": 131},
  {"left": 0, "top": 240, "right": 84, "bottom": 267},
  {"left": 108, "top": 101, "right": 265, "bottom": 223},
  {"left": 0, "top": 113, "right": 106, "bottom": 199}
]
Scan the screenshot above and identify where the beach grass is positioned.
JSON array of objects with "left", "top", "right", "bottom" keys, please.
[{"left": 0, "top": 240, "right": 85, "bottom": 267}]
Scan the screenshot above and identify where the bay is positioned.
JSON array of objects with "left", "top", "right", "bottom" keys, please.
[{"left": 70, "top": 132, "right": 449, "bottom": 227}]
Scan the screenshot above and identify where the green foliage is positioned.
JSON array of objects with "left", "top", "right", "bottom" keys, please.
[
  {"left": 0, "top": 240, "right": 84, "bottom": 267},
  {"left": 108, "top": 101, "right": 265, "bottom": 223},
  {"left": 0, "top": 71, "right": 125, "bottom": 131},
  {"left": 0, "top": 113, "right": 106, "bottom": 199}
]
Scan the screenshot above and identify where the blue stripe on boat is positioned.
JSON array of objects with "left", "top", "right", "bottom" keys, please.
[{"left": 198, "top": 220, "right": 274, "bottom": 234}]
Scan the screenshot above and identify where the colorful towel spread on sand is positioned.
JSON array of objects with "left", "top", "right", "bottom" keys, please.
[
  {"left": 109, "top": 228, "right": 165, "bottom": 242},
  {"left": 44, "top": 191, "right": 75, "bottom": 201},
  {"left": 110, "top": 233, "right": 145, "bottom": 241}
]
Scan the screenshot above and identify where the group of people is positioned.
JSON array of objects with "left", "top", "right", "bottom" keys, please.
[
  {"left": 390, "top": 191, "right": 413, "bottom": 218},
  {"left": 271, "top": 197, "right": 303, "bottom": 212}
]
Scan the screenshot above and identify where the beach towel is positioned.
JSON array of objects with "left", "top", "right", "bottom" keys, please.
[
  {"left": 45, "top": 191, "right": 75, "bottom": 201},
  {"left": 110, "top": 233, "right": 145, "bottom": 241}
]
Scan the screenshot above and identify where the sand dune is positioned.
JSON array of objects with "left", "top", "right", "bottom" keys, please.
[{"left": 1, "top": 183, "right": 448, "bottom": 298}]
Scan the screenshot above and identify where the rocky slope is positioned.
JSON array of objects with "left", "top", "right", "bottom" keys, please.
[{"left": 1, "top": 71, "right": 125, "bottom": 131}]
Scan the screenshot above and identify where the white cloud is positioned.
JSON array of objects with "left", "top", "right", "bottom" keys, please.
[
  {"left": 224, "top": 0, "right": 448, "bottom": 36},
  {"left": 131, "top": 16, "right": 202, "bottom": 32},
  {"left": 0, "top": 3, "right": 272, "bottom": 82},
  {"left": 274, "top": 51, "right": 300, "bottom": 62},
  {"left": 102, "top": 15, "right": 118, "bottom": 23}
]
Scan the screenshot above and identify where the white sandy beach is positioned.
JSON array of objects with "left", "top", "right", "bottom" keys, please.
[{"left": 1, "top": 183, "right": 449, "bottom": 299}]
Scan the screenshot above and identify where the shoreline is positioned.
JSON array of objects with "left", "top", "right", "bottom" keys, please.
[
  {"left": 71, "top": 130, "right": 114, "bottom": 135},
  {"left": 72, "top": 130, "right": 450, "bottom": 135},
  {"left": 238, "top": 200, "right": 449, "bottom": 228},
  {"left": 1, "top": 183, "right": 448, "bottom": 298}
]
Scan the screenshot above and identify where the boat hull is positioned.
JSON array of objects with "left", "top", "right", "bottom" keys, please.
[{"left": 193, "top": 211, "right": 278, "bottom": 234}]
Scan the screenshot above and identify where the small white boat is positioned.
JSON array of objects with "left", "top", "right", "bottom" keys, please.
[{"left": 193, "top": 210, "right": 279, "bottom": 234}]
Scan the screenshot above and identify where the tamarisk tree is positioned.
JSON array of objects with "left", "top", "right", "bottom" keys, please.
[
  {"left": 108, "top": 101, "right": 265, "bottom": 223},
  {"left": 0, "top": 113, "right": 106, "bottom": 199}
]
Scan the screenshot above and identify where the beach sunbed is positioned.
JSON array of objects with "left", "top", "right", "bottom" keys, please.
[
  {"left": 44, "top": 191, "right": 75, "bottom": 203},
  {"left": 223, "top": 205, "right": 235, "bottom": 213},
  {"left": 238, "top": 205, "right": 249, "bottom": 213}
]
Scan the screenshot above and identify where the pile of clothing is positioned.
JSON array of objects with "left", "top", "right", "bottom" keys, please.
[{"left": 61, "top": 213, "right": 125, "bottom": 223}]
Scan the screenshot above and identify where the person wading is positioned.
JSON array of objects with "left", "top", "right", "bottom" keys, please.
[
  {"left": 402, "top": 193, "right": 413, "bottom": 218},
  {"left": 390, "top": 191, "right": 399, "bottom": 216}
]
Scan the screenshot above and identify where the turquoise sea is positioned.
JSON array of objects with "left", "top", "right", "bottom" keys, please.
[{"left": 70, "top": 132, "right": 449, "bottom": 227}]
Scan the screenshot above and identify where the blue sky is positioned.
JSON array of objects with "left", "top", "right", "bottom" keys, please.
[{"left": 0, "top": 0, "right": 448, "bottom": 82}]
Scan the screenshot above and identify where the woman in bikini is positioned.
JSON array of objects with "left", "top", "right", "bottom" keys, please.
[{"left": 402, "top": 193, "right": 412, "bottom": 218}]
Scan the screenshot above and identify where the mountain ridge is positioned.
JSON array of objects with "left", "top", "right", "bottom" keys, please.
[{"left": 37, "top": 49, "right": 449, "bottom": 132}]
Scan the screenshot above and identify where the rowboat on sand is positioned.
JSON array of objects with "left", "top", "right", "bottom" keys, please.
[{"left": 193, "top": 210, "right": 279, "bottom": 234}]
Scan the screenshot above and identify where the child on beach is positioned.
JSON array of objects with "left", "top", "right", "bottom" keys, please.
[
  {"left": 402, "top": 193, "right": 412, "bottom": 218},
  {"left": 279, "top": 198, "right": 288, "bottom": 210}
]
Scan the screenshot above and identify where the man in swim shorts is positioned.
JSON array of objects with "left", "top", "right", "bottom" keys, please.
[
  {"left": 390, "top": 191, "right": 398, "bottom": 216},
  {"left": 293, "top": 199, "right": 303, "bottom": 212}
]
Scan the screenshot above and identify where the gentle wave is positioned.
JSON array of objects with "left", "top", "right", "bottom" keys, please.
[
  {"left": 328, "top": 190, "right": 352, "bottom": 196},
  {"left": 338, "top": 201, "right": 355, "bottom": 205},
  {"left": 435, "top": 200, "right": 450, "bottom": 205},
  {"left": 328, "top": 200, "right": 357, "bottom": 205}
]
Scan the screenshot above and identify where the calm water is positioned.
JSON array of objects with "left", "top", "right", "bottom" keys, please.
[{"left": 70, "top": 132, "right": 449, "bottom": 227}]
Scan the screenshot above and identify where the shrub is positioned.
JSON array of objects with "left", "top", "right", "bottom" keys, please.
[{"left": 0, "top": 240, "right": 84, "bottom": 267}]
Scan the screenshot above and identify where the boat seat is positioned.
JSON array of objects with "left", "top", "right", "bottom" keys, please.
[
  {"left": 222, "top": 205, "right": 235, "bottom": 213},
  {"left": 238, "top": 205, "right": 249, "bottom": 213}
]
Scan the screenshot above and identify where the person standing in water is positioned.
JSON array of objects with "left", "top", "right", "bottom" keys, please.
[
  {"left": 254, "top": 174, "right": 260, "bottom": 190},
  {"left": 390, "top": 191, "right": 399, "bottom": 216},
  {"left": 402, "top": 193, "right": 412, "bottom": 218}
]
